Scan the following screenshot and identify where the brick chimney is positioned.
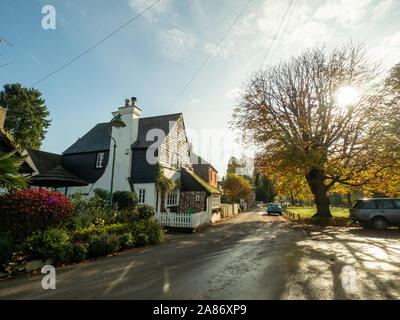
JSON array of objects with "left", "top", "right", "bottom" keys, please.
[{"left": 0, "top": 106, "right": 6, "bottom": 130}]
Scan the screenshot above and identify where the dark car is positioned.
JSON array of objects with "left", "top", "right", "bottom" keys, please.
[
  {"left": 267, "top": 203, "right": 282, "bottom": 216},
  {"left": 349, "top": 198, "right": 400, "bottom": 230}
]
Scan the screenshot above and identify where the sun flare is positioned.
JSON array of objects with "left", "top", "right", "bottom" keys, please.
[{"left": 336, "top": 86, "right": 361, "bottom": 107}]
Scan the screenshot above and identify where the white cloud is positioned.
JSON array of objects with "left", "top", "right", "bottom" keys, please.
[
  {"left": 225, "top": 88, "right": 243, "bottom": 101},
  {"left": 190, "top": 98, "right": 202, "bottom": 105},
  {"left": 314, "top": 0, "right": 373, "bottom": 29},
  {"left": 159, "top": 28, "right": 197, "bottom": 60},
  {"left": 128, "top": 0, "right": 171, "bottom": 22},
  {"left": 372, "top": 0, "right": 393, "bottom": 20},
  {"left": 370, "top": 31, "right": 400, "bottom": 68}
]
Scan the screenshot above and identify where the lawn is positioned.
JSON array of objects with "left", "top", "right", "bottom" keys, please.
[{"left": 287, "top": 207, "right": 350, "bottom": 218}]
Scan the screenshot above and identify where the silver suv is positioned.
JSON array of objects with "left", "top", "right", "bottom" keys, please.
[{"left": 349, "top": 198, "right": 400, "bottom": 230}]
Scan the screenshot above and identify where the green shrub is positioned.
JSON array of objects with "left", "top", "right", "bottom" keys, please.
[
  {"left": 119, "top": 233, "right": 134, "bottom": 249},
  {"left": 136, "top": 205, "right": 155, "bottom": 220},
  {"left": 93, "top": 188, "right": 110, "bottom": 202},
  {"left": 0, "top": 234, "right": 14, "bottom": 270},
  {"left": 71, "top": 223, "right": 130, "bottom": 242},
  {"left": 87, "top": 234, "right": 120, "bottom": 258},
  {"left": 24, "top": 229, "right": 70, "bottom": 263},
  {"left": 112, "top": 191, "right": 138, "bottom": 210},
  {"left": 72, "top": 243, "right": 87, "bottom": 262},
  {"left": 143, "top": 219, "right": 164, "bottom": 244},
  {"left": 135, "top": 233, "right": 149, "bottom": 247},
  {"left": 58, "top": 242, "right": 74, "bottom": 264}
]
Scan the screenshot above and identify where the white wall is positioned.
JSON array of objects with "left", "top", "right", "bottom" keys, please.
[
  {"left": 133, "top": 183, "right": 157, "bottom": 208},
  {"left": 66, "top": 105, "right": 141, "bottom": 198}
]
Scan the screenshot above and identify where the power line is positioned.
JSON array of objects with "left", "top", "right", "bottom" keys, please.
[
  {"left": 0, "top": 37, "right": 14, "bottom": 47},
  {"left": 165, "top": 0, "right": 254, "bottom": 113},
  {"left": 260, "top": 0, "right": 295, "bottom": 71},
  {"left": 268, "top": 0, "right": 297, "bottom": 63},
  {"left": 31, "top": 0, "right": 162, "bottom": 87}
]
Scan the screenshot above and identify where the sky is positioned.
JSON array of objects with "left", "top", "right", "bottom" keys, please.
[{"left": 1, "top": 0, "right": 400, "bottom": 175}]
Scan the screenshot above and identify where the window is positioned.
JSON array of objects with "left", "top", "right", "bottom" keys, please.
[
  {"left": 355, "top": 200, "right": 377, "bottom": 209},
  {"left": 377, "top": 200, "right": 396, "bottom": 209},
  {"left": 138, "top": 189, "right": 146, "bottom": 204},
  {"left": 96, "top": 152, "right": 105, "bottom": 168},
  {"left": 167, "top": 192, "right": 178, "bottom": 206},
  {"left": 393, "top": 199, "right": 400, "bottom": 209},
  {"left": 195, "top": 195, "right": 200, "bottom": 202},
  {"left": 212, "top": 195, "right": 220, "bottom": 208}
]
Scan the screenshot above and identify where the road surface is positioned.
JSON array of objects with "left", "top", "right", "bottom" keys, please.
[{"left": 1, "top": 208, "right": 400, "bottom": 299}]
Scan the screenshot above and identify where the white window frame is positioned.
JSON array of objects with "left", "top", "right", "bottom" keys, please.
[
  {"left": 138, "top": 189, "right": 146, "bottom": 204},
  {"left": 96, "top": 152, "right": 105, "bottom": 168},
  {"left": 167, "top": 192, "right": 178, "bottom": 207},
  {"left": 195, "top": 194, "right": 201, "bottom": 202}
]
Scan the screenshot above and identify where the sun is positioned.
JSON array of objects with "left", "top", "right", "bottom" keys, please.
[{"left": 336, "top": 86, "right": 361, "bottom": 107}]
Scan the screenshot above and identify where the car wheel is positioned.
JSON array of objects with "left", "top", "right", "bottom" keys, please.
[{"left": 372, "top": 217, "right": 388, "bottom": 230}]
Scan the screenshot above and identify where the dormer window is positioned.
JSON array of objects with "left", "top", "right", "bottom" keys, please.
[{"left": 96, "top": 152, "right": 105, "bottom": 168}]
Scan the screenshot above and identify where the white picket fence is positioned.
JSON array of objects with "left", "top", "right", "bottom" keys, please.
[{"left": 155, "top": 211, "right": 212, "bottom": 229}]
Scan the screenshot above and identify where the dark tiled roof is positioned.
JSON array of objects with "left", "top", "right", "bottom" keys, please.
[
  {"left": 133, "top": 113, "right": 182, "bottom": 148},
  {"left": 30, "top": 165, "right": 89, "bottom": 187},
  {"left": 181, "top": 168, "right": 221, "bottom": 195},
  {"left": 27, "top": 149, "right": 63, "bottom": 173},
  {"left": 191, "top": 152, "right": 218, "bottom": 173},
  {"left": 63, "top": 123, "right": 111, "bottom": 155}
]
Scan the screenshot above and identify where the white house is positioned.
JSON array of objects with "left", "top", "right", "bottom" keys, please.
[{"left": 24, "top": 97, "right": 221, "bottom": 215}]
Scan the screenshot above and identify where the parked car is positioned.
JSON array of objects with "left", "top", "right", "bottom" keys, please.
[
  {"left": 267, "top": 203, "right": 282, "bottom": 216},
  {"left": 349, "top": 198, "right": 400, "bottom": 230}
]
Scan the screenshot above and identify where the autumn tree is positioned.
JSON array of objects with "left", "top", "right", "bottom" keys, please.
[
  {"left": 224, "top": 173, "right": 252, "bottom": 203},
  {"left": 0, "top": 83, "right": 51, "bottom": 149},
  {"left": 232, "top": 44, "right": 400, "bottom": 217}
]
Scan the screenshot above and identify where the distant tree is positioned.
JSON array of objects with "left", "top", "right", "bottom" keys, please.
[
  {"left": 0, "top": 83, "right": 51, "bottom": 149},
  {"left": 232, "top": 43, "right": 400, "bottom": 217},
  {"left": 254, "top": 172, "right": 276, "bottom": 203},
  {"left": 0, "top": 150, "right": 29, "bottom": 190},
  {"left": 224, "top": 173, "right": 252, "bottom": 203}
]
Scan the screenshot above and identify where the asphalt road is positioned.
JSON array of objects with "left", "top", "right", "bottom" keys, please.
[{"left": 1, "top": 208, "right": 400, "bottom": 300}]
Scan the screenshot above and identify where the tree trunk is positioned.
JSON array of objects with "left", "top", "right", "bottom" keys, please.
[
  {"left": 306, "top": 168, "right": 332, "bottom": 218},
  {"left": 290, "top": 191, "right": 295, "bottom": 206}
]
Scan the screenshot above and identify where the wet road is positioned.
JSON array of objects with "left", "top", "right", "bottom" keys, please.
[{"left": 1, "top": 208, "right": 400, "bottom": 300}]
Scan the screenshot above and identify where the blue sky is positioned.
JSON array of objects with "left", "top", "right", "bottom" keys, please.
[{"left": 1, "top": 0, "right": 400, "bottom": 175}]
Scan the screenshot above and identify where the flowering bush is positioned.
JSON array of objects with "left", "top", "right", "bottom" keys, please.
[
  {"left": 3, "top": 252, "right": 27, "bottom": 274},
  {"left": 0, "top": 189, "right": 73, "bottom": 239}
]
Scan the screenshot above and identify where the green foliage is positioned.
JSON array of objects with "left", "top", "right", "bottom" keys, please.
[
  {"left": 224, "top": 174, "right": 252, "bottom": 203},
  {"left": 0, "top": 234, "right": 14, "bottom": 269},
  {"left": 254, "top": 172, "right": 276, "bottom": 203},
  {"left": 119, "top": 233, "right": 134, "bottom": 249},
  {"left": 24, "top": 229, "right": 70, "bottom": 263},
  {"left": 112, "top": 191, "right": 138, "bottom": 210},
  {"left": 72, "top": 243, "right": 88, "bottom": 262},
  {"left": 87, "top": 234, "right": 120, "bottom": 258},
  {"left": 135, "top": 233, "right": 149, "bottom": 247},
  {"left": 0, "top": 150, "right": 29, "bottom": 189},
  {"left": 71, "top": 223, "right": 130, "bottom": 242},
  {"left": 93, "top": 188, "right": 110, "bottom": 202},
  {"left": 137, "top": 204, "right": 155, "bottom": 220},
  {"left": 0, "top": 83, "right": 51, "bottom": 149}
]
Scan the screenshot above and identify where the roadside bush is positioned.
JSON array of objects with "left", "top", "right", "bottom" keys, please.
[
  {"left": 2, "top": 252, "right": 27, "bottom": 274},
  {"left": 72, "top": 243, "right": 88, "bottom": 262},
  {"left": 24, "top": 228, "right": 70, "bottom": 263},
  {"left": 136, "top": 205, "right": 155, "bottom": 220},
  {"left": 71, "top": 223, "right": 130, "bottom": 242},
  {"left": 135, "top": 233, "right": 149, "bottom": 247},
  {"left": 93, "top": 188, "right": 110, "bottom": 202},
  {"left": 0, "top": 189, "right": 73, "bottom": 239},
  {"left": 87, "top": 234, "right": 120, "bottom": 258},
  {"left": 112, "top": 191, "right": 138, "bottom": 211},
  {"left": 143, "top": 219, "right": 164, "bottom": 245},
  {"left": 119, "top": 233, "right": 134, "bottom": 249},
  {"left": 0, "top": 234, "right": 14, "bottom": 270}
]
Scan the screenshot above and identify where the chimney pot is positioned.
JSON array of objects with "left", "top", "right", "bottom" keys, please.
[
  {"left": 125, "top": 99, "right": 130, "bottom": 107},
  {"left": 131, "top": 97, "right": 137, "bottom": 107}
]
